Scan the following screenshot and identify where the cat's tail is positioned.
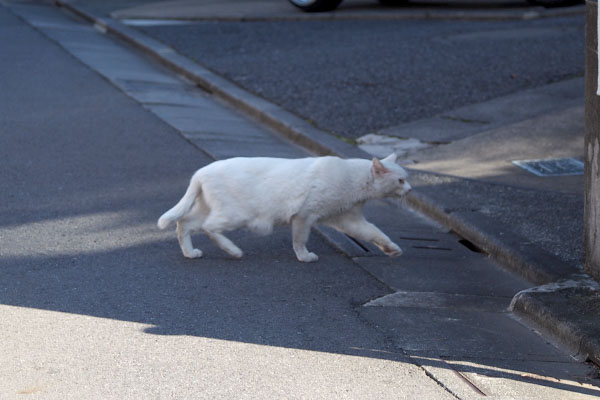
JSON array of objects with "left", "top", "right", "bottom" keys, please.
[{"left": 157, "top": 175, "right": 202, "bottom": 230}]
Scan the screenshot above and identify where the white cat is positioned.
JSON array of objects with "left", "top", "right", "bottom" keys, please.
[{"left": 157, "top": 153, "right": 411, "bottom": 262}]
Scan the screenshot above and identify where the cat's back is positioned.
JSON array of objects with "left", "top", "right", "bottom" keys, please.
[
  {"left": 195, "top": 156, "right": 326, "bottom": 195},
  {"left": 199, "top": 156, "right": 316, "bottom": 178},
  {"left": 196, "top": 156, "right": 366, "bottom": 183}
]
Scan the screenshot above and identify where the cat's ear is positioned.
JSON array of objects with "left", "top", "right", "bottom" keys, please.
[
  {"left": 382, "top": 153, "right": 397, "bottom": 164},
  {"left": 372, "top": 158, "right": 390, "bottom": 177}
]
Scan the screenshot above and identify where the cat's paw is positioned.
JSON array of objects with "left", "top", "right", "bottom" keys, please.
[
  {"left": 297, "top": 252, "right": 319, "bottom": 263},
  {"left": 228, "top": 247, "right": 243, "bottom": 259},
  {"left": 184, "top": 249, "right": 204, "bottom": 259},
  {"left": 383, "top": 244, "right": 403, "bottom": 257}
]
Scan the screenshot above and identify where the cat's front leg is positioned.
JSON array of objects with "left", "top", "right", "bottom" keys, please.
[
  {"left": 324, "top": 212, "right": 403, "bottom": 258},
  {"left": 296, "top": 250, "right": 319, "bottom": 263},
  {"left": 291, "top": 215, "right": 319, "bottom": 263},
  {"left": 379, "top": 242, "right": 403, "bottom": 257}
]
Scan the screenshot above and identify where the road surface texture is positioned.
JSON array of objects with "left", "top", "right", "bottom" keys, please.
[{"left": 1, "top": 1, "right": 598, "bottom": 399}]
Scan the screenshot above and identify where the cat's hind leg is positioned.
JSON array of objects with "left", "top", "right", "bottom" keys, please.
[
  {"left": 205, "top": 231, "right": 243, "bottom": 259},
  {"left": 177, "top": 220, "right": 203, "bottom": 259},
  {"left": 201, "top": 215, "right": 244, "bottom": 259},
  {"left": 291, "top": 214, "right": 319, "bottom": 262},
  {"left": 176, "top": 200, "right": 208, "bottom": 259}
]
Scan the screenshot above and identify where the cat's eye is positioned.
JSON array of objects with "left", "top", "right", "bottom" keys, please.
[{"left": 398, "top": 179, "right": 404, "bottom": 184}]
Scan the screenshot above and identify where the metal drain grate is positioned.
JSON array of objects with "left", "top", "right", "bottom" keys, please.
[{"left": 512, "top": 158, "right": 584, "bottom": 177}]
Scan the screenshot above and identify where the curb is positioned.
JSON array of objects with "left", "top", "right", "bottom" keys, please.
[
  {"left": 54, "top": 0, "right": 578, "bottom": 285},
  {"left": 509, "top": 278, "right": 600, "bottom": 365}
]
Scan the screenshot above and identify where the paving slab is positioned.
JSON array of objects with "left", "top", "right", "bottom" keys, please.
[
  {"left": 145, "top": 103, "right": 260, "bottom": 131},
  {"left": 186, "top": 133, "right": 306, "bottom": 159},
  {"left": 364, "top": 290, "right": 511, "bottom": 312},
  {"left": 355, "top": 252, "right": 529, "bottom": 298},
  {"left": 360, "top": 306, "right": 569, "bottom": 360},
  {"left": 117, "top": 79, "right": 219, "bottom": 106}
]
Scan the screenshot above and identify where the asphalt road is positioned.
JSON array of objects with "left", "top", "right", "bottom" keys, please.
[{"left": 136, "top": 15, "right": 583, "bottom": 138}]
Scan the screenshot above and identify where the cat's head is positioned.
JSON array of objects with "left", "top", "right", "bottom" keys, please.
[{"left": 371, "top": 153, "right": 411, "bottom": 197}]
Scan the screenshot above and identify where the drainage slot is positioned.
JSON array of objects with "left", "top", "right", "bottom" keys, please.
[
  {"left": 399, "top": 236, "right": 440, "bottom": 242},
  {"left": 346, "top": 235, "right": 370, "bottom": 252},
  {"left": 412, "top": 245, "right": 452, "bottom": 251},
  {"left": 512, "top": 158, "right": 583, "bottom": 177},
  {"left": 458, "top": 239, "right": 484, "bottom": 253}
]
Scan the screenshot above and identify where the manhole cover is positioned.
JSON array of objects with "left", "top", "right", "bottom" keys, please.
[{"left": 512, "top": 158, "right": 584, "bottom": 177}]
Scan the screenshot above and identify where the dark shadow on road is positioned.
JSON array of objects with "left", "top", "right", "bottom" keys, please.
[{"left": 1, "top": 229, "right": 599, "bottom": 396}]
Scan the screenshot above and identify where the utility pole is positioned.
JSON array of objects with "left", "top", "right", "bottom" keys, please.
[{"left": 585, "top": 0, "right": 600, "bottom": 281}]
